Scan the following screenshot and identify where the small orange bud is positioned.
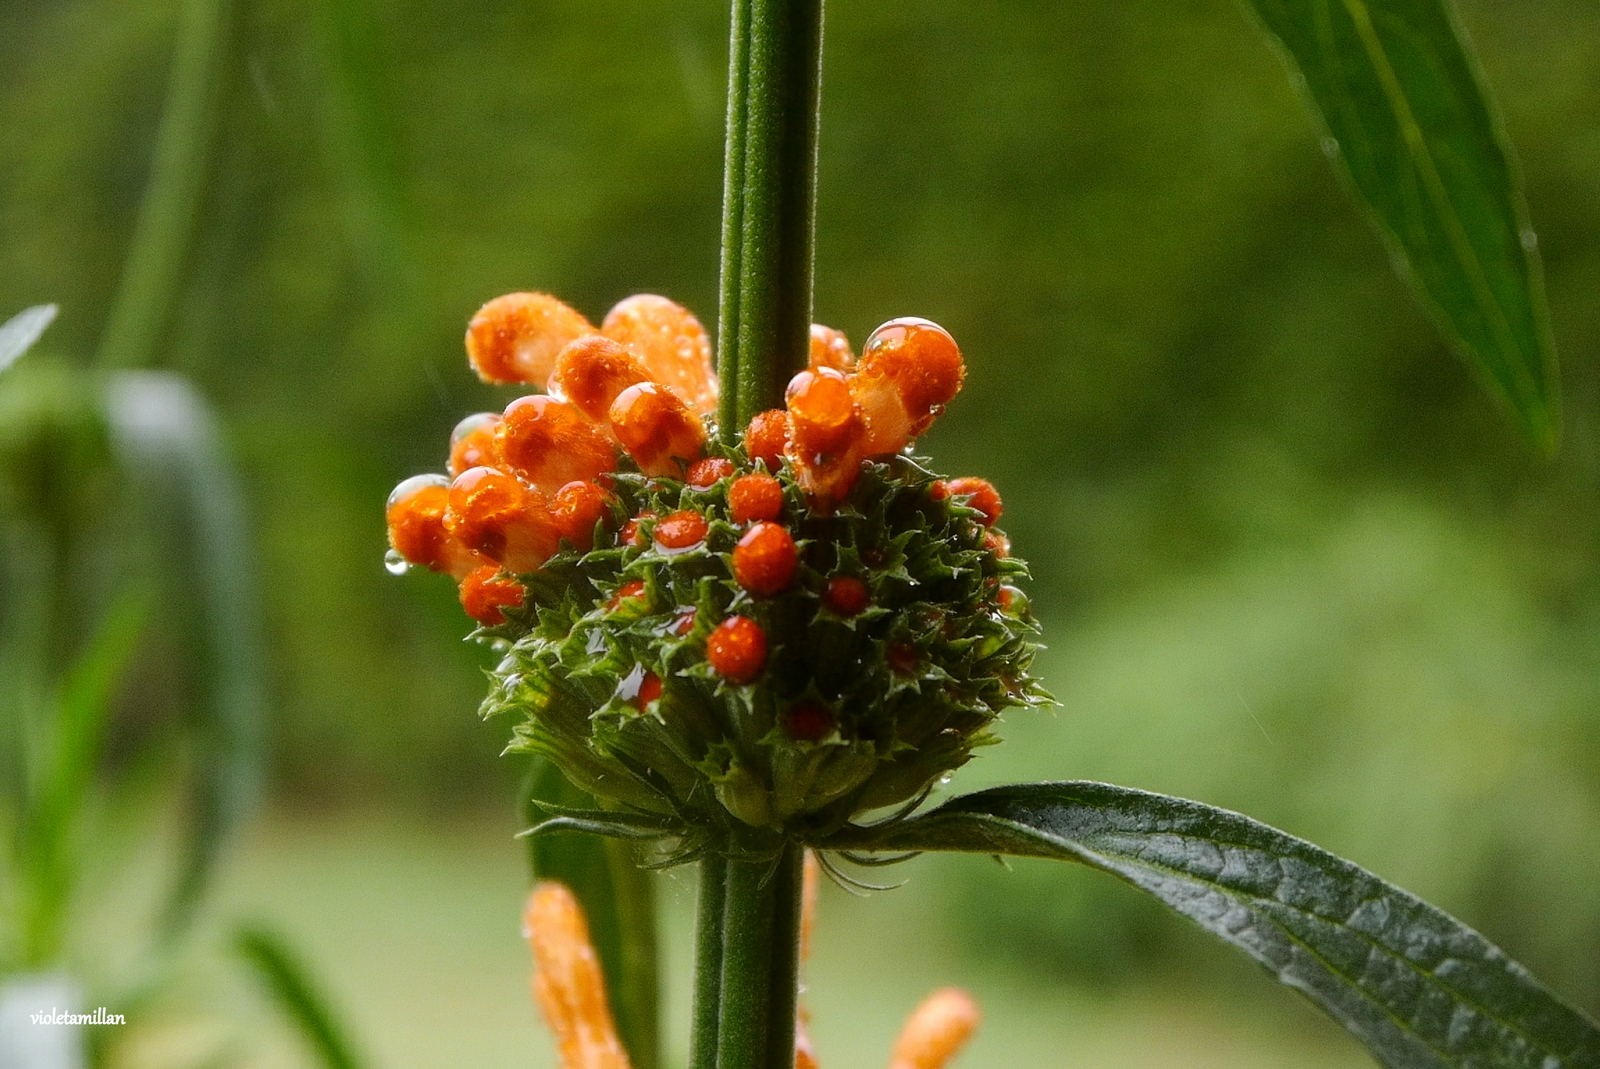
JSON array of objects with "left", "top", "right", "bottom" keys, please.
[
  {"left": 707, "top": 615, "right": 767, "bottom": 684},
  {"left": 785, "top": 367, "right": 857, "bottom": 455},
  {"left": 728, "top": 472, "right": 783, "bottom": 525},
  {"left": 552, "top": 480, "right": 609, "bottom": 549},
  {"left": 387, "top": 474, "right": 483, "bottom": 579},
  {"left": 466, "top": 293, "right": 594, "bottom": 385},
  {"left": 734, "top": 522, "right": 797, "bottom": 596},
  {"left": 607, "top": 580, "right": 648, "bottom": 612},
  {"left": 620, "top": 511, "right": 654, "bottom": 547},
  {"left": 601, "top": 294, "right": 719, "bottom": 416},
  {"left": 448, "top": 412, "right": 502, "bottom": 477},
  {"left": 622, "top": 669, "right": 663, "bottom": 710},
  {"left": 822, "top": 575, "right": 869, "bottom": 617},
  {"left": 497, "top": 395, "right": 617, "bottom": 494},
  {"left": 653, "top": 509, "right": 709, "bottom": 552},
  {"left": 983, "top": 529, "right": 1012, "bottom": 557},
  {"left": 446, "top": 466, "right": 562, "bottom": 573},
  {"left": 943, "top": 477, "right": 1002, "bottom": 526},
  {"left": 887, "top": 641, "right": 918, "bottom": 676},
  {"left": 858, "top": 317, "right": 965, "bottom": 436},
  {"left": 608, "top": 381, "right": 707, "bottom": 478},
  {"left": 548, "top": 335, "right": 650, "bottom": 425},
  {"left": 670, "top": 606, "right": 697, "bottom": 636},
  {"left": 783, "top": 699, "right": 834, "bottom": 742},
  {"left": 686, "top": 456, "right": 735, "bottom": 489},
  {"left": 808, "top": 323, "right": 855, "bottom": 372},
  {"left": 744, "top": 409, "right": 791, "bottom": 471},
  {"left": 459, "top": 564, "right": 525, "bottom": 626}
]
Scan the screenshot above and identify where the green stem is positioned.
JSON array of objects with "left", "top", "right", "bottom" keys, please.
[
  {"left": 712, "top": 846, "right": 804, "bottom": 1069},
  {"left": 689, "top": 854, "right": 728, "bottom": 1069},
  {"left": 97, "top": 0, "right": 234, "bottom": 369},
  {"left": 716, "top": 0, "right": 826, "bottom": 439}
]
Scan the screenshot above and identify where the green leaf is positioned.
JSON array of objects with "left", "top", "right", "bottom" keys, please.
[
  {"left": 522, "top": 756, "right": 660, "bottom": 1069},
  {"left": 105, "top": 372, "right": 265, "bottom": 940},
  {"left": 836, "top": 782, "right": 1600, "bottom": 1069},
  {"left": 235, "top": 925, "right": 368, "bottom": 1069},
  {"left": 18, "top": 590, "right": 147, "bottom": 966},
  {"left": 0, "top": 305, "right": 57, "bottom": 376},
  {"left": 1243, "top": 0, "right": 1559, "bottom": 451}
]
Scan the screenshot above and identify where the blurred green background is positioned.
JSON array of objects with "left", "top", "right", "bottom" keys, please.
[{"left": 3, "top": 0, "right": 1599, "bottom": 1064}]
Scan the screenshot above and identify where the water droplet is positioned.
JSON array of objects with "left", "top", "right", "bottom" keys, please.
[
  {"left": 1320, "top": 135, "right": 1339, "bottom": 158},
  {"left": 1521, "top": 228, "right": 1539, "bottom": 251},
  {"left": 384, "top": 549, "right": 411, "bottom": 575},
  {"left": 939, "top": 773, "right": 954, "bottom": 786}
]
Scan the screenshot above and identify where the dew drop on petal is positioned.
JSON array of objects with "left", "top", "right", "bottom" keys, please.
[{"left": 384, "top": 548, "right": 411, "bottom": 575}]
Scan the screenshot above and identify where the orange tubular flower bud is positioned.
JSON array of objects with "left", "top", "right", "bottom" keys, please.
[
  {"left": 466, "top": 292, "right": 595, "bottom": 385},
  {"left": 786, "top": 367, "right": 867, "bottom": 503},
  {"left": 522, "top": 882, "right": 632, "bottom": 1069},
  {"left": 552, "top": 480, "right": 609, "bottom": 550},
  {"left": 706, "top": 615, "right": 767, "bottom": 684},
  {"left": 387, "top": 474, "right": 483, "bottom": 579},
  {"left": 888, "top": 988, "right": 981, "bottom": 1069},
  {"left": 744, "top": 409, "right": 791, "bottom": 471},
  {"left": 548, "top": 336, "right": 651, "bottom": 426},
  {"left": 608, "top": 381, "right": 707, "bottom": 478},
  {"left": 601, "top": 294, "right": 719, "bottom": 416},
  {"left": 449, "top": 412, "right": 503, "bottom": 477},
  {"left": 459, "top": 564, "right": 525, "bottom": 626},
  {"left": 809, "top": 323, "right": 855, "bottom": 372},
  {"left": 733, "top": 521, "right": 797, "bottom": 596},
  {"left": 857, "top": 317, "right": 965, "bottom": 437},
  {"left": 446, "top": 466, "right": 562, "bottom": 573},
  {"left": 728, "top": 472, "right": 783, "bottom": 524},
  {"left": 497, "top": 395, "right": 618, "bottom": 494}
]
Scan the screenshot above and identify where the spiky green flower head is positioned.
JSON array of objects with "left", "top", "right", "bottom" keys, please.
[{"left": 385, "top": 293, "right": 1048, "bottom": 854}]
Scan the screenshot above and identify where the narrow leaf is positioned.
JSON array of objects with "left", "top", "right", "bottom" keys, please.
[
  {"left": 236, "top": 925, "right": 367, "bottom": 1069},
  {"left": 1244, "top": 0, "right": 1559, "bottom": 449},
  {"left": 106, "top": 372, "right": 266, "bottom": 939},
  {"left": 0, "top": 305, "right": 58, "bottom": 376},
  {"left": 523, "top": 757, "right": 660, "bottom": 1069},
  {"left": 837, "top": 782, "right": 1600, "bottom": 1069}
]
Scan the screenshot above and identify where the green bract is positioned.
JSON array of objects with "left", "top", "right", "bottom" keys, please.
[{"left": 478, "top": 445, "right": 1047, "bottom": 853}]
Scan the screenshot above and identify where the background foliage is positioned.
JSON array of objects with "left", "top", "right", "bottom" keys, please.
[{"left": 2, "top": 0, "right": 1597, "bottom": 1043}]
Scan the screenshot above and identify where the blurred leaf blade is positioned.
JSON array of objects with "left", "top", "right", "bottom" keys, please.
[
  {"left": 841, "top": 781, "right": 1600, "bottom": 1069},
  {"left": 0, "top": 305, "right": 58, "bottom": 376},
  {"left": 523, "top": 757, "right": 659, "bottom": 1069},
  {"left": 20, "top": 589, "right": 147, "bottom": 966},
  {"left": 1244, "top": 0, "right": 1559, "bottom": 450},
  {"left": 236, "top": 925, "right": 368, "bottom": 1069},
  {"left": 105, "top": 371, "right": 265, "bottom": 940}
]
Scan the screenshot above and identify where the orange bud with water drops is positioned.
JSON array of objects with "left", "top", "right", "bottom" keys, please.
[
  {"left": 653, "top": 509, "right": 709, "bottom": 553},
  {"left": 734, "top": 521, "right": 797, "bottom": 596},
  {"left": 387, "top": 474, "right": 484, "bottom": 580},
  {"left": 786, "top": 367, "right": 866, "bottom": 503},
  {"left": 459, "top": 564, "right": 525, "bottom": 626},
  {"left": 548, "top": 335, "right": 650, "bottom": 426},
  {"left": 446, "top": 466, "right": 562, "bottom": 573},
  {"left": 942, "top": 476, "right": 1002, "bottom": 527},
  {"left": 466, "top": 292, "right": 595, "bottom": 385},
  {"left": 858, "top": 317, "right": 964, "bottom": 436},
  {"left": 707, "top": 615, "right": 767, "bottom": 684},
  {"left": 809, "top": 323, "right": 854, "bottom": 372},
  {"left": 448, "top": 413, "right": 502, "bottom": 477},
  {"left": 686, "top": 457, "right": 735, "bottom": 490},
  {"left": 745, "top": 409, "right": 791, "bottom": 471},
  {"left": 728, "top": 472, "right": 783, "bottom": 524},
  {"left": 497, "top": 394, "right": 617, "bottom": 494},
  {"left": 609, "top": 381, "right": 707, "bottom": 478},
  {"left": 822, "top": 575, "right": 869, "bottom": 617},
  {"left": 601, "top": 294, "right": 719, "bottom": 416},
  {"left": 551, "top": 480, "right": 609, "bottom": 550}
]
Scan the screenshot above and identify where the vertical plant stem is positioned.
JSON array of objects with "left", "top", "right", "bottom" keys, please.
[
  {"left": 689, "top": 854, "right": 729, "bottom": 1069},
  {"left": 97, "top": 0, "right": 235, "bottom": 369},
  {"left": 712, "top": 846, "right": 803, "bottom": 1069},
  {"left": 716, "top": 0, "right": 826, "bottom": 438}
]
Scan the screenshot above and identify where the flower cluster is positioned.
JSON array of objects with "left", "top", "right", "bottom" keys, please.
[{"left": 386, "top": 292, "right": 1046, "bottom": 845}]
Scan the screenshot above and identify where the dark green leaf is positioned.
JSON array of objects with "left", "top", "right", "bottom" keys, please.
[
  {"left": 106, "top": 372, "right": 265, "bottom": 940},
  {"left": 235, "top": 925, "right": 368, "bottom": 1069},
  {"left": 1244, "top": 0, "right": 1559, "bottom": 450},
  {"left": 0, "top": 305, "right": 57, "bottom": 375},
  {"left": 836, "top": 782, "right": 1600, "bottom": 1069},
  {"left": 523, "top": 756, "right": 660, "bottom": 1069}
]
